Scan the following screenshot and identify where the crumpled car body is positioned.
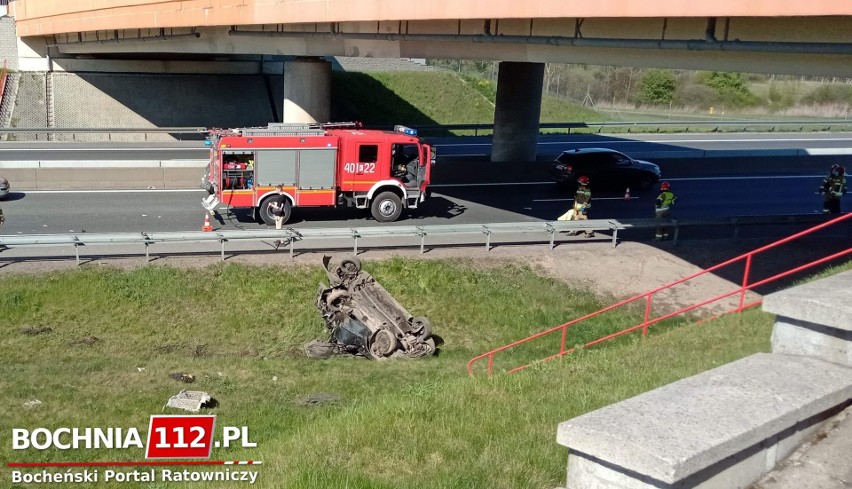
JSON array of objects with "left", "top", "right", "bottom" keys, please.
[{"left": 306, "top": 256, "right": 437, "bottom": 360}]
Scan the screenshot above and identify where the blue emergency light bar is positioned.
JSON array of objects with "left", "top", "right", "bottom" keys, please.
[{"left": 394, "top": 125, "right": 417, "bottom": 136}]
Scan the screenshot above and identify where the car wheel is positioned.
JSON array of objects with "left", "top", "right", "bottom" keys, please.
[
  {"left": 638, "top": 175, "right": 656, "bottom": 191},
  {"left": 369, "top": 329, "right": 398, "bottom": 358},
  {"left": 412, "top": 316, "right": 432, "bottom": 341},
  {"left": 339, "top": 257, "right": 362, "bottom": 274}
]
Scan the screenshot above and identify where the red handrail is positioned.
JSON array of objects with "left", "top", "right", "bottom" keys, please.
[
  {"left": 0, "top": 60, "right": 7, "bottom": 110},
  {"left": 468, "top": 212, "right": 852, "bottom": 376}
]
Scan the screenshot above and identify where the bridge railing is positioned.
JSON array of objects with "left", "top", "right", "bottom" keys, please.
[
  {"left": 0, "top": 214, "right": 844, "bottom": 265},
  {"left": 2, "top": 119, "right": 852, "bottom": 140}
]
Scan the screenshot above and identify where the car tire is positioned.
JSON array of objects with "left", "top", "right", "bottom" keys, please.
[
  {"left": 412, "top": 316, "right": 432, "bottom": 341},
  {"left": 638, "top": 176, "right": 656, "bottom": 191},
  {"left": 369, "top": 329, "right": 398, "bottom": 358},
  {"left": 339, "top": 257, "right": 362, "bottom": 274}
]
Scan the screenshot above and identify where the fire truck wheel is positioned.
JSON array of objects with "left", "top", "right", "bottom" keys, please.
[
  {"left": 370, "top": 191, "right": 403, "bottom": 222},
  {"left": 259, "top": 195, "right": 291, "bottom": 226}
]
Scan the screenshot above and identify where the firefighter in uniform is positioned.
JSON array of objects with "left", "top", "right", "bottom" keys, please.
[
  {"left": 820, "top": 164, "right": 847, "bottom": 214},
  {"left": 558, "top": 175, "right": 594, "bottom": 237},
  {"left": 654, "top": 181, "right": 677, "bottom": 241}
]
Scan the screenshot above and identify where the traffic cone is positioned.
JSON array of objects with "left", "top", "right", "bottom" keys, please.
[
  {"left": 624, "top": 187, "right": 631, "bottom": 200},
  {"left": 202, "top": 213, "right": 213, "bottom": 232}
]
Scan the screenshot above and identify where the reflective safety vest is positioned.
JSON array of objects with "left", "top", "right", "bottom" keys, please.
[
  {"left": 823, "top": 175, "right": 847, "bottom": 196},
  {"left": 574, "top": 186, "right": 591, "bottom": 206},
  {"left": 656, "top": 190, "right": 677, "bottom": 210}
]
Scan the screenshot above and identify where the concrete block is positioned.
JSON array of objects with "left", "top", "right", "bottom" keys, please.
[
  {"left": 0, "top": 161, "right": 40, "bottom": 169},
  {"left": 765, "top": 270, "right": 852, "bottom": 366},
  {"left": 771, "top": 317, "right": 852, "bottom": 367},
  {"left": 557, "top": 353, "right": 852, "bottom": 488},
  {"left": 763, "top": 270, "right": 852, "bottom": 331},
  {"left": 160, "top": 159, "right": 207, "bottom": 168},
  {"left": 38, "top": 160, "right": 161, "bottom": 169}
]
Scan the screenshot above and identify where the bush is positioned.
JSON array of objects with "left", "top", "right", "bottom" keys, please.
[
  {"left": 698, "top": 72, "right": 760, "bottom": 108},
  {"left": 635, "top": 69, "right": 677, "bottom": 105},
  {"left": 801, "top": 85, "right": 852, "bottom": 106},
  {"left": 674, "top": 84, "right": 719, "bottom": 109},
  {"left": 767, "top": 82, "right": 797, "bottom": 111}
]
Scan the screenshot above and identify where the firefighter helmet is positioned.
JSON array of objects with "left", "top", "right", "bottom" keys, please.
[
  {"left": 577, "top": 175, "right": 590, "bottom": 185},
  {"left": 660, "top": 181, "right": 671, "bottom": 191},
  {"left": 836, "top": 166, "right": 846, "bottom": 176}
]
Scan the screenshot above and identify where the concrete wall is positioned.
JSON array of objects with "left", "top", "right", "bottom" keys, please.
[
  {"left": 9, "top": 72, "right": 283, "bottom": 141},
  {"left": 10, "top": 71, "right": 47, "bottom": 129},
  {"left": 0, "top": 16, "right": 18, "bottom": 70}
]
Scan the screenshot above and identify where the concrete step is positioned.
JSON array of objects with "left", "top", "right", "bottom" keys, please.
[{"left": 557, "top": 352, "right": 852, "bottom": 489}]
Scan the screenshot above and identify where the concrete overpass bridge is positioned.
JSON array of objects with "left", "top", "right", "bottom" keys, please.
[{"left": 5, "top": 1, "right": 852, "bottom": 160}]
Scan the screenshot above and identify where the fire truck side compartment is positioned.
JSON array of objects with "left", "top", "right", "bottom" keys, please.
[
  {"left": 256, "top": 150, "right": 297, "bottom": 186},
  {"left": 298, "top": 148, "right": 337, "bottom": 189}
]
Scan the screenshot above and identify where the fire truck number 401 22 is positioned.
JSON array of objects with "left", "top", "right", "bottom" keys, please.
[
  {"left": 202, "top": 122, "right": 434, "bottom": 225},
  {"left": 344, "top": 162, "right": 376, "bottom": 174}
]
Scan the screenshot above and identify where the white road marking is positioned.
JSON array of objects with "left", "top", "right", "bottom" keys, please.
[{"left": 20, "top": 189, "right": 206, "bottom": 194}]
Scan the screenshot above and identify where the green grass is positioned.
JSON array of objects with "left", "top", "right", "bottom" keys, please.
[
  {"left": 0, "top": 259, "right": 775, "bottom": 488},
  {"left": 328, "top": 70, "right": 852, "bottom": 135}
]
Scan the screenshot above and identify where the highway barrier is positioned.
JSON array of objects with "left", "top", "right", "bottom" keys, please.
[{"left": 0, "top": 214, "right": 845, "bottom": 265}]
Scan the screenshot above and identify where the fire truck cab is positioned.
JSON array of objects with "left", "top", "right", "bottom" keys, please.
[{"left": 201, "top": 122, "right": 434, "bottom": 225}]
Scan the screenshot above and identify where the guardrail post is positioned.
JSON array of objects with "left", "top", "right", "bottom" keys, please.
[
  {"left": 145, "top": 242, "right": 149, "bottom": 262},
  {"left": 351, "top": 229, "right": 361, "bottom": 255},
  {"left": 611, "top": 226, "right": 618, "bottom": 248},
  {"left": 482, "top": 226, "right": 492, "bottom": 251},
  {"left": 417, "top": 227, "right": 426, "bottom": 254},
  {"left": 546, "top": 223, "right": 556, "bottom": 250},
  {"left": 220, "top": 237, "right": 226, "bottom": 261},
  {"left": 74, "top": 243, "right": 80, "bottom": 266},
  {"left": 733, "top": 217, "right": 740, "bottom": 239},
  {"left": 673, "top": 220, "right": 680, "bottom": 245}
]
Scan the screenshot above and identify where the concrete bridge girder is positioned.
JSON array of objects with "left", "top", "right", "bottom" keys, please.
[{"left": 32, "top": 14, "right": 852, "bottom": 77}]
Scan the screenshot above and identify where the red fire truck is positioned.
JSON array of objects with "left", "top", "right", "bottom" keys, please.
[{"left": 201, "top": 122, "right": 435, "bottom": 225}]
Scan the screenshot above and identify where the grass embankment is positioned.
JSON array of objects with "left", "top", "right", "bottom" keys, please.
[
  {"left": 331, "top": 71, "right": 605, "bottom": 134},
  {"left": 329, "top": 70, "right": 852, "bottom": 134},
  {"left": 0, "top": 259, "right": 774, "bottom": 488}
]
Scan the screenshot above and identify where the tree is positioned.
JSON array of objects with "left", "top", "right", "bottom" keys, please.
[{"left": 635, "top": 69, "right": 676, "bottom": 106}]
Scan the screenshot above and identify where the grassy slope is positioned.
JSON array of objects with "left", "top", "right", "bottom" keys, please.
[
  {"left": 331, "top": 71, "right": 605, "bottom": 127},
  {"left": 0, "top": 259, "right": 775, "bottom": 489}
]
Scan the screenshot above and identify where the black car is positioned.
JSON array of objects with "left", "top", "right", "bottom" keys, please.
[{"left": 551, "top": 148, "right": 661, "bottom": 191}]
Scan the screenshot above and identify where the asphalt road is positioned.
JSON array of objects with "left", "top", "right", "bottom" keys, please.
[
  {"left": 0, "top": 132, "right": 848, "bottom": 235},
  {"left": 0, "top": 174, "right": 837, "bottom": 235}
]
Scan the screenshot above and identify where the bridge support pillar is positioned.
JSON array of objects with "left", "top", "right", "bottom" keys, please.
[
  {"left": 491, "top": 61, "right": 544, "bottom": 162},
  {"left": 282, "top": 57, "right": 330, "bottom": 123}
]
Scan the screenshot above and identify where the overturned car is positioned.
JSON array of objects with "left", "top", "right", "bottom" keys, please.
[{"left": 306, "top": 256, "right": 437, "bottom": 360}]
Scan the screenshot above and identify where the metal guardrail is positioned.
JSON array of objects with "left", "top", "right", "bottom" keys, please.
[
  {"left": 0, "top": 214, "right": 842, "bottom": 265},
  {"left": 2, "top": 119, "right": 852, "bottom": 140},
  {"left": 412, "top": 120, "right": 852, "bottom": 136}
]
